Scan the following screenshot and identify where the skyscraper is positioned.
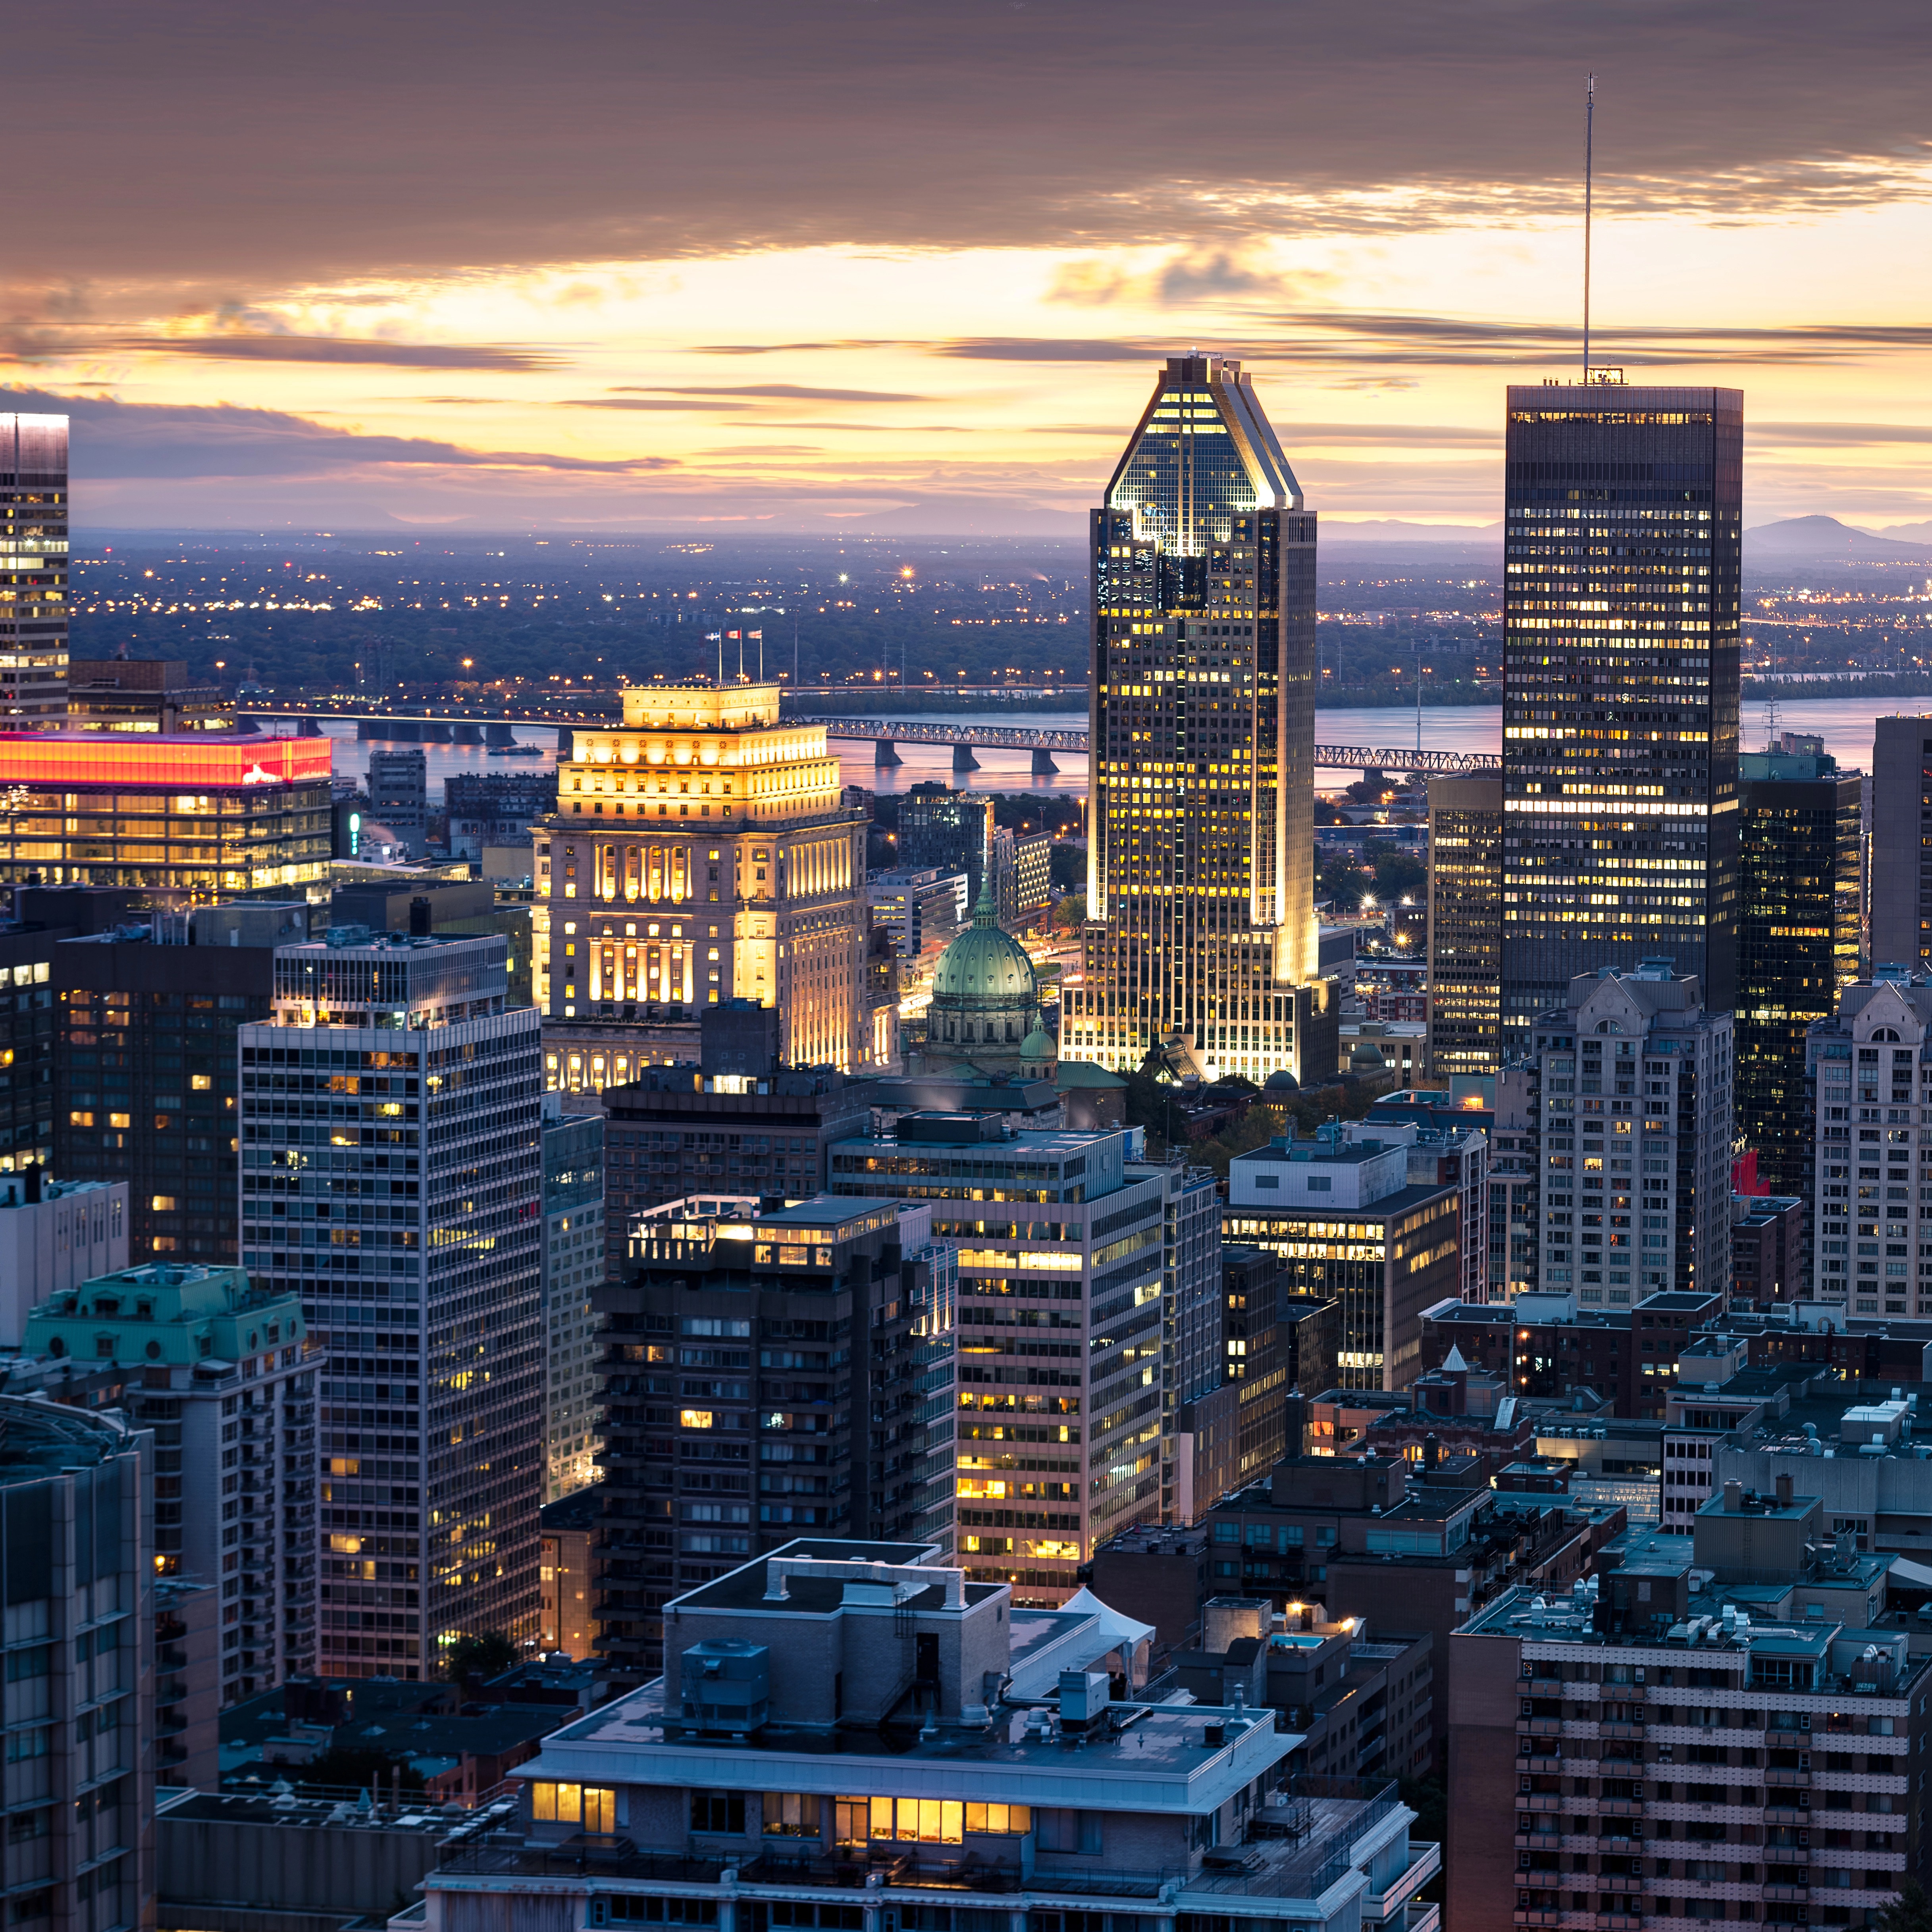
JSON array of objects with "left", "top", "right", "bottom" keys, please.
[
  {"left": 237, "top": 930, "right": 545, "bottom": 1678},
  {"left": 534, "top": 683, "right": 888, "bottom": 1091},
  {"left": 0, "top": 413, "right": 69, "bottom": 721},
  {"left": 1868, "top": 714, "right": 1932, "bottom": 971},
  {"left": 1061, "top": 354, "right": 1334, "bottom": 1085},
  {"left": 1736, "top": 735, "right": 1862, "bottom": 1200},
  {"left": 1425, "top": 773, "right": 1503, "bottom": 1076},
  {"left": 1499, "top": 381, "right": 1743, "bottom": 1056}
]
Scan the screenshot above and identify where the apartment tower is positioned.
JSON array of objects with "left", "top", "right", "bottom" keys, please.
[
  {"left": 1499, "top": 381, "right": 1743, "bottom": 1056},
  {"left": 237, "top": 930, "right": 545, "bottom": 1677},
  {"left": 1062, "top": 353, "right": 1334, "bottom": 1086}
]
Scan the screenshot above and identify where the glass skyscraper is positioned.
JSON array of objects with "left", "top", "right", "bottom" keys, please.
[
  {"left": 1499, "top": 381, "right": 1743, "bottom": 1054},
  {"left": 1061, "top": 353, "right": 1334, "bottom": 1084}
]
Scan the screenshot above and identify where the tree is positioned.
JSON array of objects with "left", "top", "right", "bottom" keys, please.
[
  {"left": 1191, "top": 1106, "right": 1280, "bottom": 1179},
  {"left": 444, "top": 1630, "right": 517, "bottom": 1690},
  {"left": 1875, "top": 1881, "right": 1932, "bottom": 1932},
  {"left": 1052, "top": 892, "right": 1087, "bottom": 932}
]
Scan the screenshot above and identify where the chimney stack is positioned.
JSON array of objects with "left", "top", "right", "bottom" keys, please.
[
  {"left": 408, "top": 896, "right": 433, "bottom": 937},
  {"left": 1775, "top": 1471, "right": 1794, "bottom": 1508},
  {"left": 1723, "top": 1478, "right": 1743, "bottom": 1513},
  {"left": 22, "top": 1163, "right": 42, "bottom": 1206}
]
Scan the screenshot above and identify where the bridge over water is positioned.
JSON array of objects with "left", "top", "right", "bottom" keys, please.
[{"left": 236, "top": 707, "right": 1499, "bottom": 778}]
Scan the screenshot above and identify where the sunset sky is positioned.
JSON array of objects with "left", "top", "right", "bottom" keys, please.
[{"left": 10, "top": 0, "right": 1932, "bottom": 534}]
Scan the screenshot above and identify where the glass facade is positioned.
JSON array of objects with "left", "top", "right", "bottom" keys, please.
[
  {"left": 1426, "top": 774, "right": 1503, "bottom": 1076},
  {"left": 542, "top": 1103, "right": 606, "bottom": 1502},
  {"left": 0, "top": 413, "right": 68, "bottom": 720},
  {"left": 237, "top": 933, "right": 545, "bottom": 1678},
  {"left": 1500, "top": 383, "right": 1743, "bottom": 1056},
  {"left": 1736, "top": 754, "right": 1863, "bottom": 1199},
  {"left": 1062, "top": 354, "right": 1332, "bottom": 1086}
]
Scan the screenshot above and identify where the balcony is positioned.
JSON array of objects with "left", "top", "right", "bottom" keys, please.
[
  {"left": 1516, "top": 1716, "right": 1564, "bottom": 1737},
  {"left": 1764, "top": 1845, "right": 1811, "bottom": 1867},
  {"left": 1766, "top": 1767, "right": 1812, "bottom": 1789},
  {"left": 1360, "top": 1840, "right": 1439, "bottom": 1924}
]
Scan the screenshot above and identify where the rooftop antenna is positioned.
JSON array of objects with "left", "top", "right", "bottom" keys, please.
[{"left": 1582, "top": 74, "right": 1595, "bottom": 382}]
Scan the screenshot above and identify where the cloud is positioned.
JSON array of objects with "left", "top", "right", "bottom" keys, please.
[
  {"left": 121, "top": 332, "right": 561, "bottom": 370},
  {"left": 8, "top": 0, "right": 1932, "bottom": 306},
  {"left": 0, "top": 385, "right": 674, "bottom": 478},
  {"left": 611, "top": 384, "right": 932, "bottom": 402},
  {"left": 555, "top": 397, "right": 761, "bottom": 412},
  {"left": 1750, "top": 421, "right": 1932, "bottom": 445}
]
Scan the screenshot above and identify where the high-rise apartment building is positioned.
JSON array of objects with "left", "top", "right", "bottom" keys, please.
[
  {"left": 1737, "top": 735, "right": 1863, "bottom": 1200},
  {"left": 539, "top": 1096, "right": 604, "bottom": 1501},
  {"left": 22, "top": 1262, "right": 319, "bottom": 1703},
  {"left": 535, "top": 683, "right": 887, "bottom": 1090},
  {"left": 1532, "top": 961, "right": 1733, "bottom": 1311},
  {"left": 1062, "top": 353, "right": 1335, "bottom": 1086},
  {"left": 1450, "top": 1490, "right": 1920, "bottom": 1932},
  {"left": 827, "top": 1114, "right": 1179, "bottom": 1598},
  {"left": 1807, "top": 967, "right": 1932, "bottom": 1316},
  {"left": 0, "top": 413, "right": 69, "bottom": 721},
  {"left": 1866, "top": 714, "right": 1932, "bottom": 971},
  {"left": 1500, "top": 381, "right": 1743, "bottom": 1055},
  {"left": 237, "top": 930, "right": 545, "bottom": 1679},
  {"left": 591, "top": 1192, "right": 954, "bottom": 1689},
  {"left": 0, "top": 1393, "right": 154, "bottom": 1932},
  {"left": 0, "top": 736, "right": 333, "bottom": 896},
  {"left": 1426, "top": 773, "right": 1502, "bottom": 1076}
]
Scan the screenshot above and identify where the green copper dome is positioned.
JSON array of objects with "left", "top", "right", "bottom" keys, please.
[{"left": 930, "top": 880, "right": 1037, "bottom": 1009}]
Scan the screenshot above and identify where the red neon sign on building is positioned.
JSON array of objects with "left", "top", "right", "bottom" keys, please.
[{"left": 0, "top": 734, "right": 334, "bottom": 788}]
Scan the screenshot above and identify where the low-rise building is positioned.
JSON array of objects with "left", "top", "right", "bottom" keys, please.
[
  {"left": 1734, "top": 1191, "right": 1805, "bottom": 1308},
  {"left": 539, "top": 1488, "right": 599, "bottom": 1660},
  {"left": 1225, "top": 1130, "right": 1460, "bottom": 1393},
  {"left": 419, "top": 1536, "right": 1442, "bottom": 1932}
]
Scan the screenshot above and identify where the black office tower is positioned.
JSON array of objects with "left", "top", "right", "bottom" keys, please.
[
  {"left": 1736, "top": 737, "right": 1862, "bottom": 1198},
  {"left": 1499, "top": 381, "right": 1743, "bottom": 1054}
]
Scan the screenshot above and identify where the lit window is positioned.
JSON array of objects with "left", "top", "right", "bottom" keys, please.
[
  {"left": 190, "top": 1074, "right": 212, "bottom": 1092},
  {"left": 680, "top": 1410, "right": 714, "bottom": 1430}
]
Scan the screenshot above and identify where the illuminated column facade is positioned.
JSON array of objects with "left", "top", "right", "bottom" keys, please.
[
  {"left": 0, "top": 413, "right": 69, "bottom": 722},
  {"left": 1060, "top": 354, "right": 1333, "bottom": 1086},
  {"left": 534, "top": 684, "right": 885, "bottom": 1092}
]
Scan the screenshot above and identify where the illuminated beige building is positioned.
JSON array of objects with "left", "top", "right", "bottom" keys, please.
[
  {"left": 1061, "top": 354, "right": 1335, "bottom": 1086},
  {"left": 535, "top": 684, "right": 889, "bottom": 1091}
]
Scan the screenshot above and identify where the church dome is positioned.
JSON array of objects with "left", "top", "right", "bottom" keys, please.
[
  {"left": 1021, "top": 1025, "right": 1056, "bottom": 1063},
  {"left": 925, "top": 877, "right": 1043, "bottom": 1063},
  {"left": 1263, "top": 1069, "right": 1299, "bottom": 1094},
  {"left": 930, "top": 882, "right": 1037, "bottom": 1008},
  {"left": 1349, "top": 1039, "right": 1389, "bottom": 1073}
]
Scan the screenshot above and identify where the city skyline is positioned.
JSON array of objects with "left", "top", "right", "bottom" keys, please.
[{"left": 6, "top": 3, "right": 1932, "bottom": 532}]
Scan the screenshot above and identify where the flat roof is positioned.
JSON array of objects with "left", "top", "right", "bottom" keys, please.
[{"left": 752, "top": 1197, "right": 900, "bottom": 1228}]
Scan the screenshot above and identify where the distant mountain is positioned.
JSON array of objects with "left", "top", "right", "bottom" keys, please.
[
  {"left": 1322, "top": 520, "right": 1501, "bottom": 543},
  {"left": 1873, "top": 520, "right": 1932, "bottom": 545},
  {"left": 1745, "top": 514, "right": 1932, "bottom": 561}
]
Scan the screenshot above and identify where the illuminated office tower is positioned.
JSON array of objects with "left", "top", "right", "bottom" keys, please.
[
  {"left": 1499, "top": 381, "right": 1743, "bottom": 1057},
  {"left": 535, "top": 684, "right": 887, "bottom": 1092},
  {"left": 238, "top": 930, "right": 545, "bottom": 1678},
  {"left": 1426, "top": 773, "right": 1503, "bottom": 1076},
  {"left": 1062, "top": 354, "right": 1333, "bottom": 1085},
  {"left": 0, "top": 412, "right": 68, "bottom": 720}
]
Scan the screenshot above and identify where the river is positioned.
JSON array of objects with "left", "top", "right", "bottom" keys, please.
[{"left": 304, "top": 689, "right": 1909, "bottom": 801}]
